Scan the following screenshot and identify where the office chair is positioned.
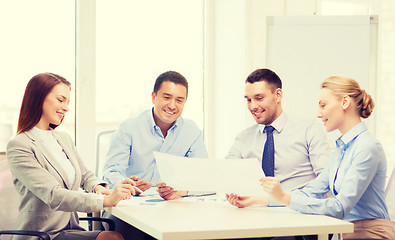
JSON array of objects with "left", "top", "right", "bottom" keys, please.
[
  {"left": 86, "top": 130, "right": 116, "bottom": 231},
  {"left": 0, "top": 219, "right": 115, "bottom": 240},
  {"left": 0, "top": 152, "right": 115, "bottom": 239},
  {"left": 0, "top": 230, "right": 50, "bottom": 240},
  {"left": 95, "top": 130, "right": 115, "bottom": 180},
  {"left": 385, "top": 166, "right": 395, "bottom": 222}
]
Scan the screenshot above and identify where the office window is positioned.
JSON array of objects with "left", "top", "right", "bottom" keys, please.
[
  {"left": 96, "top": 0, "right": 204, "bottom": 136},
  {"left": 0, "top": 0, "right": 75, "bottom": 151}
]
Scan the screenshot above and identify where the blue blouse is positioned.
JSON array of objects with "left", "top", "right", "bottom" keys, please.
[{"left": 289, "top": 122, "right": 390, "bottom": 222}]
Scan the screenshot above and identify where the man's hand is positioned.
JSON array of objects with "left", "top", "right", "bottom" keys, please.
[
  {"left": 130, "top": 175, "right": 152, "bottom": 195},
  {"left": 156, "top": 182, "right": 187, "bottom": 200}
]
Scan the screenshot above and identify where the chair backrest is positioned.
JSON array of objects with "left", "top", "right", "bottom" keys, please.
[
  {"left": 0, "top": 123, "right": 13, "bottom": 152},
  {"left": 0, "top": 152, "right": 19, "bottom": 239},
  {"left": 95, "top": 130, "right": 115, "bottom": 180},
  {"left": 385, "top": 166, "right": 395, "bottom": 222}
]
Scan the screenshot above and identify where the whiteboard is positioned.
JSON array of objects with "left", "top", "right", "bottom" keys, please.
[{"left": 266, "top": 15, "right": 378, "bottom": 139}]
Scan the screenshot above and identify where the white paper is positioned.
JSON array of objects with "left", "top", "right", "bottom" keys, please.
[{"left": 154, "top": 152, "right": 266, "bottom": 196}]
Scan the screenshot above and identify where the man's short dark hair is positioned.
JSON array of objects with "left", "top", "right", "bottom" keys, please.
[
  {"left": 245, "top": 68, "right": 282, "bottom": 92},
  {"left": 153, "top": 71, "right": 188, "bottom": 96}
]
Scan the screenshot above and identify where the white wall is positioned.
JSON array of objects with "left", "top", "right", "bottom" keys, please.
[
  {"left": 377, "top": 0, "right": 395, "bottom": 166},
  {"left": 205, "top": 0, "right": 322, "bottom": 159},
  {"left": 71, "top": 0, "right": 395, "bottom": 170},
  {"left": 2, "top": 0, "right": 394, "bottom": 174},
  {"left": 207, "top": 0, "right": 395, "bottom": 168},
  {"left": 204, "top": 0, "right": 250, "bottom": 159}
]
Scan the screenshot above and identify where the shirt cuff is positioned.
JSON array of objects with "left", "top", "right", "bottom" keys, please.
[
  {"left": 88, "top": 193, "right": 105, "bottom": 212},
  {"left": 289, "top": 192, "right": 304, "bottom": 211},
  {"left": 97, "top": 194, "right": 105, "bottom": 209},
  {"left": 92, "top": 182, "right": 108, "bottom": 193},
  {"left": 268, "top": 197, "right": 285, "bottom": 207}
]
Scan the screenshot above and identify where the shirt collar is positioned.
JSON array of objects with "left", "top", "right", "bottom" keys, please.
[
  {"left": 26, "top": 127, "right": 54, "bottom": 142},
  {"left": 336, "top": 121, "right": 367, "bottom": 149},
  {"left": 147, "top": 107, "right": 180, "bottom": 134},
  {"left": 258, "top": 112, "right": 286, "bottom": 134}
]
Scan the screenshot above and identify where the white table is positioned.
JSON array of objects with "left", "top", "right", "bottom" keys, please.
[{"left": 105, "top": 194, "right": 353, "bottom": 240}]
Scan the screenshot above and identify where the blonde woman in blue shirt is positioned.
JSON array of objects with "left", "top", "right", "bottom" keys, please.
[{"left": 227, "top": 76, "right": 395, "bottom": 239}]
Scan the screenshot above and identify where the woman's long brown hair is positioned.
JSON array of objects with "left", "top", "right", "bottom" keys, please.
[{"left": 17, "top": 73, "right": 70, "bottom": 134}]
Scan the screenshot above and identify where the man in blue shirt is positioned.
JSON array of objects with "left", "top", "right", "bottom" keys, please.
[
  {"left": 102, "top": 71, "right": 208, "bottom": 192},
  {"left": 102, "top": 71, "right": 208, "bottom": 240}
]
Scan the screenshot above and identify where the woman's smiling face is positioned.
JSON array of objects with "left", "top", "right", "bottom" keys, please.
[{"left": 317, "top": 88, "right": 344, "bottom": 132}]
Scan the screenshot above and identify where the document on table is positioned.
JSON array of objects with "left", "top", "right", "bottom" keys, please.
[{"left": 153, "top": 152, "right": 266, "bottom": 196}]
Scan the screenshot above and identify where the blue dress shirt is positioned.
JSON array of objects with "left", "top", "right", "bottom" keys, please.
[
  {"left": 102, "top": 108, "right": 208, "bottom": 188},
  {"left": 290, "top": 122, "right": 390, "bottom": 221}
]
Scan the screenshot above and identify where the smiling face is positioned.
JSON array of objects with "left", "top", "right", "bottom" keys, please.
[
  {"left": 37, "top": 83, "right": 70, "bottom": 130},
  {"left": 245, "top": 81, "right": 282, "bottom": 125},
  {"left": 317, "top": 88, "right": 345, "bottom": 132},
  {"left": 152, "top": 81, "right": 187, "bottom": 129}
]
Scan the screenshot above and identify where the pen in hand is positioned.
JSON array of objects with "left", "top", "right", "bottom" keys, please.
[
  {"left": 133, "top": 185, "right": 144, "bottom": 194},
  {"left": 122, "top": 186, "right": 144, "bottom": 200},
  {"left": 129, "top": 175, "right": 145, "bottom": 195}
]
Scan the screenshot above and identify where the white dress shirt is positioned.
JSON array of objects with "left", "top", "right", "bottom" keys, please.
[{"left": 227, "top": 112, "right": 330, "bottom": 192}]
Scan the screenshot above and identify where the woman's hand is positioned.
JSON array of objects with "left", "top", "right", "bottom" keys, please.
[
  {"left": 103, "top": 178, "right": 135, "bottom": 207},
  {"left": 94, "top": 184, "right": 112, "bottom": 195},
  {"left": 225, "top": 193, "right": 268, "bottom": 208},
  {"left": 260, "top": 177, "right": 291, "bottom": 206}
]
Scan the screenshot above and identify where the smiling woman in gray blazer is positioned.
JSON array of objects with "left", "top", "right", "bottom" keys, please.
[{"left": 6, "top": 73, "right": 137, "bottom": 240}]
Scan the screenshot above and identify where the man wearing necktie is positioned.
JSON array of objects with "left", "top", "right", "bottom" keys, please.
[
  {"left": 226, "top": 68, "right": 330, "bottom": 240},
  {"left": 227, "top": 68, "right": 330, "bottom": 199}
]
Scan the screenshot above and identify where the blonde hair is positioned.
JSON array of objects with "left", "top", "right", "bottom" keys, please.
[{"left": 321, "top": 76, "right": 374, "bottom": 118}]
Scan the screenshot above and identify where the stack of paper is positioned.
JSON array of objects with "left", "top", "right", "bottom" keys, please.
[{"left": 154, "top": 152, "right": 267, "bottom": 196}]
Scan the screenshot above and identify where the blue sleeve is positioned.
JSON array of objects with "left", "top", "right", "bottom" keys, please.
[
  {"left": 102, "top": 122, "right": 132, "bottom": 189},
  {"left": 290, "top": 146, "right": 380, "bottom": 219},
  {"left": 186, "top": 129, "right": 208, "bottom": 158},
  {"left": 267, "top": 165, "right": 331, "bottom": 207},
  {"left": 268, "top": 198, "right": 284, "bottom": 207}
]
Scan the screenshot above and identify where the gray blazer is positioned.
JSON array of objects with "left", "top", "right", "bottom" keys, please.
[{"left": 6, "top": 129, "right": 106, "bottom": 240}]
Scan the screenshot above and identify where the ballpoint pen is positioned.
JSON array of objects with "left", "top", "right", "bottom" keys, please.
[{"left": 133, "top": 185, "right": 144, "bottom": 194}]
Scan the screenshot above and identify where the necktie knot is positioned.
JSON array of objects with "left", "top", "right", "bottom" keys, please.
[{"left": 265, "top": 125, "right": 275, "bottom": 134}]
